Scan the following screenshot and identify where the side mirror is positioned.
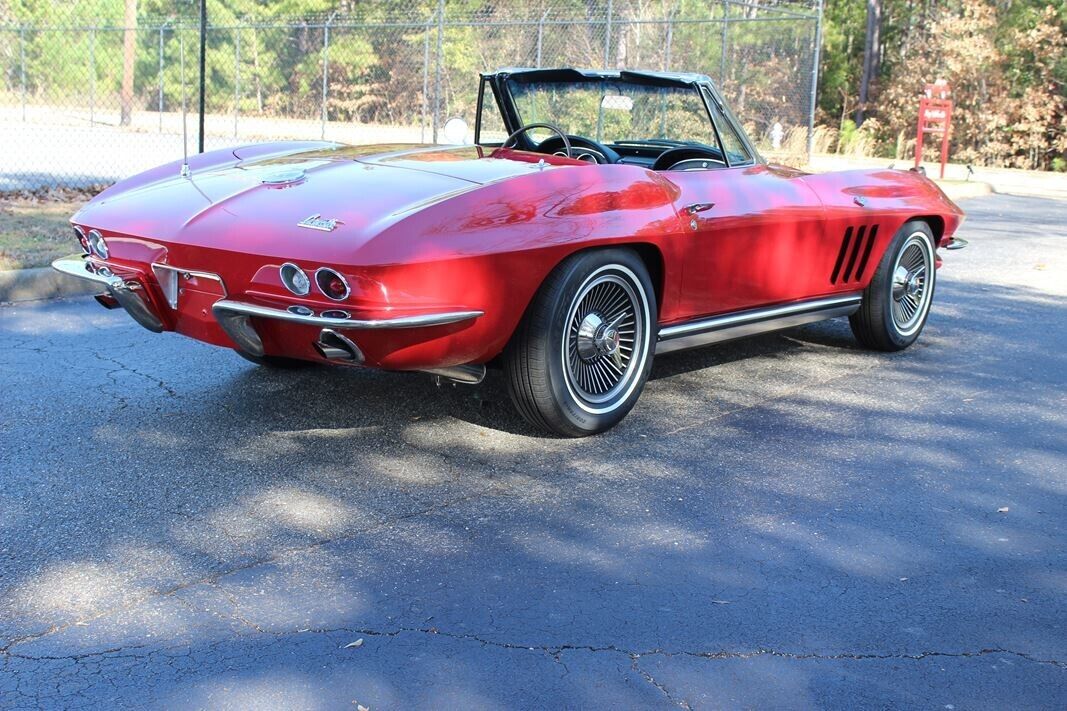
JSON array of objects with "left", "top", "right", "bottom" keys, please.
[{"left": 443, "top": 117, "right": 469, "bottom": 145}]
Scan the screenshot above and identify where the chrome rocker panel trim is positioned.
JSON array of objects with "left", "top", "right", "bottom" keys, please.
[
  {"left": 210, "top": 300, "right": 483, "bottom": 330},
  {"left": 656, "top": 293, "right": 862, "bottom": 354}
]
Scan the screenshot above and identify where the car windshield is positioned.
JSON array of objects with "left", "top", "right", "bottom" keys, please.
[{"left": 506, "top": 79, "right": 716, "bottom": 147}]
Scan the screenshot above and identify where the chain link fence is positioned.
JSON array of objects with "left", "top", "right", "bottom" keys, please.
[{"left": 0, "top": 1, "right": 821, "bottom": 191}]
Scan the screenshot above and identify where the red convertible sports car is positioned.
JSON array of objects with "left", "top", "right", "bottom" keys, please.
[{"left": 55, "top": 68, "right": 966, "bottom": 436}]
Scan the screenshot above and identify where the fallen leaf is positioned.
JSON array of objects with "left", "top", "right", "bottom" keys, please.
[{"left": 343, "top": 638, "right": 364, "bottom": 649}]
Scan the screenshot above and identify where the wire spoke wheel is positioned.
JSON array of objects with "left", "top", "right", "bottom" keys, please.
[
  {"left": 889, "top": 233, "right": 934, "bottom": 337},
  {"left": 506, "top": 250, "right": 655, "bottom": 436},
  {"left": 849, "top": 220, "right": 937, "bottom": 352},
  {"left": 562, "top": 270, "right": 646, "bottom": 410}
]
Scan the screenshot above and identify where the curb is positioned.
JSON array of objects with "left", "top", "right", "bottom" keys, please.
[
  {"left": 0, "top": 266, "right": 100, "bottom": 303},
  {"left": 935, "top": 180, "right": 994, "bottom": 201}
]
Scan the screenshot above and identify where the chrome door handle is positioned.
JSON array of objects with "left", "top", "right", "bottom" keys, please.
[{"left": 684, "top": 202, "right": 715, "bottom": 215}]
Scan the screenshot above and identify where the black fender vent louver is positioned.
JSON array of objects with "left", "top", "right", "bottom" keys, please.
[{"left": 831, "top": 224, "right": 879, "bottom": 284}]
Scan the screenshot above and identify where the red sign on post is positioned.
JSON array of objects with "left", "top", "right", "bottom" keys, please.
[{"left": 915, "top": 82, "right": 953, "bottom": 179}]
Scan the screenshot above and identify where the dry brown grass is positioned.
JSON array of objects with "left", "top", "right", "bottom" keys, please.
[{"left": 0, "top": 191, "right": 90, "bottom": 271}]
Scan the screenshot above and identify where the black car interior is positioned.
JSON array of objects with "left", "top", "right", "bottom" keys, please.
[
  {"left": 483, "top": 69, "right": 749, "bottom": 171},
  {"left": 509, "top": 127, "right": 728, "bottom": 171}
]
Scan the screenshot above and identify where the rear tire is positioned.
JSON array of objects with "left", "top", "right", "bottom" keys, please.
[
  {"left": 505, "top": 249, "right": 657, "bottom": 437},
  {"left": 850, "top": 220, "right": 937, "bottom": 351}
]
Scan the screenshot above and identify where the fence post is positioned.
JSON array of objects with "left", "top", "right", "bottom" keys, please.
[
  {"left": 536, "top": 10, "right": 548, "bottom": 68},
  {"left": 807, "top": 0, "right": 824, "bottom": 163},
  {"left": 90, "top": 27, "right": 96, "bottom": 126},
  {"left": 422, "top": 21, "right": 430, "bottom": 143},
  {"left": 604, "top": 0, "right": 613, "bottom": 68},
  {"left": 320, "top": 18, "right": 332, "bottom": 140},
  {"left": 180, "top": 28, "right": 187, "bottom": 164},
  {"left": 19, "top": 27, "right": 27, "bottom": 122},
  {"left": 433, "top": 0, "right": 444, "bottom": 144},
  {"left": 234, "top": 27, "right": 240, "bottom": 139},
  {"left": 719, "top": 2, "right": 728, "bottom": 86},
  {"left": 663, "top": 16, "right": 673, "bottom": 71},
  {"left": 198, "top": 3, "right": 207, "bottom": 153},
  {"left": 158, "top": 25, "right": 165, "bottom": 132}
]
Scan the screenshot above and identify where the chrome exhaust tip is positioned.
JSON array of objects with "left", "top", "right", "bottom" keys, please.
[
  {"left": 313, "top": 329, "right": 364, "bottom": 363},
  {"left": 94, "top": 293, "right": 121, "bottom": 310},
  {"left": 108, "top": 280, "right": 164, "bottom": 333}
]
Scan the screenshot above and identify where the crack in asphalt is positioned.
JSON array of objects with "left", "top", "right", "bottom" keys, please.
[
  {"left": 631, "top": 655, "right": 693, "bottom": 709},
  {"left": 22, "top": 623, "right": 1062, "bottom": 671},
  {"left": 92, "top": 351, "right": 178, "bottom": 399}
]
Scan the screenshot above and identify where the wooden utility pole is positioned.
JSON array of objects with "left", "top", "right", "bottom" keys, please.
[
  {"left": 856, "top": 0, "right": 881, "bottom": 126},
  {"left": 120, "top": 0, "right": 137, "bottom": 126}
]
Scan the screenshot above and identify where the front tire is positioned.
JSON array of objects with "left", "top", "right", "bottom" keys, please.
[
  {"left": 850, "top": 220, "right": 937, "bottom": 351},
  {"left": 505, "top": 249, "right": 657, "bottom": 437}
]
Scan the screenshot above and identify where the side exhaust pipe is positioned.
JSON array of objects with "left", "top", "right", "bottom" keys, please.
[
  {"left": 314, "top": 329, "right": 364, "bottom": 363},
  {"left": 422, "top": 364, "right": 486, "bottom": 385}
]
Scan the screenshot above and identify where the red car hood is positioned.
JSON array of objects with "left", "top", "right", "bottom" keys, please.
[{"left": 73, "top": 143, "right": 565, "bottom": 261}]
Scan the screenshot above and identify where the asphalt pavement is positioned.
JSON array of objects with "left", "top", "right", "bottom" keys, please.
[{"left": 1, "top": 193, "right": 1065, "bottom": 709}]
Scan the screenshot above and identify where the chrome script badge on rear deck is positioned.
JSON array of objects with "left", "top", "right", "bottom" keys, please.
[{"left": 297, "top": 214, "right": 343, "bottom": 232}]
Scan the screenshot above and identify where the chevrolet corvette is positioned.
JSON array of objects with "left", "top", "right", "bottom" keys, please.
[{"left": 54, "top": 68, "right": 966, "bottom": 436}]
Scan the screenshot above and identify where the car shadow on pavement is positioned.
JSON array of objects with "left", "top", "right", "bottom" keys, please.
[{"left": 0, "top": 274, "right": 1065, "bottom": 707}]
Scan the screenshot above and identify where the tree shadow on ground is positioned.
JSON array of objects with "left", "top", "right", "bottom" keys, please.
[{"left": 0, "top": 275, "right": 1064, "bottom": 708}]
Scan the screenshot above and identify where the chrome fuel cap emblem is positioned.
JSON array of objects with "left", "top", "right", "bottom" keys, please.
[
  {"left": 297, "top": 214, "right": 344, "bottom": 232},
  {"left": 261, "top": 168, "right": 306, "bottom": 185}
]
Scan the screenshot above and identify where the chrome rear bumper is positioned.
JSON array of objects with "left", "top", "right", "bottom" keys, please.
[
  {"left": 53, "top": 254, "right": 485, "bottom": 362},
  {"left": 210, "top": 300, "right": 483, "bottom": 330},
  {"left": 210, "top": 299, "right": 483, "bottom": 358}
]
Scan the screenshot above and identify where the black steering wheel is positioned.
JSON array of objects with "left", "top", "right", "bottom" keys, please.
[
  {"left": 537, "top": 134, "right": 620, "bottom": 164},
  {"left": 502, "top": 123, "right": 572, "bottom": 159},
  {"left": 651, "top": 146, "right": 727, "bottom": 171}
]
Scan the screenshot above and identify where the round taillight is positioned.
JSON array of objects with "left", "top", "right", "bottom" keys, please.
[
  {"left": 74, "top": 226, "right": 91, "bottom": 254},
  {"left": 279, "top": 262, "right": 311, "bottom": 296},
  {"left": 315, "top": 268, "right": 350, "bottom": 301},
  {"left": 87, "top": 229, "right": 109, "bottom": 259}
]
